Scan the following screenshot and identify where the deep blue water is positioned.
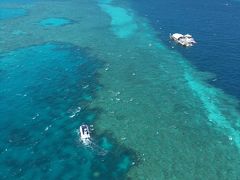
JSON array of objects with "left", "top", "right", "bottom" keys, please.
[
  {"left": 1, "top": 0, "right": 240, "bottom": 178},
  {"left": 130, "top": 0, "right": 240, "bottom": 99},
  {"left": 0, "top": 43, "right": 134, "bottom": 179}
]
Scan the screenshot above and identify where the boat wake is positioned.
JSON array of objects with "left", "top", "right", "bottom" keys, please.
[{"left": 76, "top": 128, "right": 108, "bottom": 156}]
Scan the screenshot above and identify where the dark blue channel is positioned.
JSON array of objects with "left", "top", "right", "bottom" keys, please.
[{"left": 130, "top": 0, "right": 240, "bottom": 99}]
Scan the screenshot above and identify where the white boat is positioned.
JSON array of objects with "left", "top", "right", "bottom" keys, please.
[
  {"left": 79, "top": 125, "right": 91, "bottom": 145},
  {"left": 170, "top": 33, "right": 196, "bottom": 47}
]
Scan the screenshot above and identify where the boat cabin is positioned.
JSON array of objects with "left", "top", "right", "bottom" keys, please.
[{"left": 170, "top": 33, "right": 196, "bottom": 47}]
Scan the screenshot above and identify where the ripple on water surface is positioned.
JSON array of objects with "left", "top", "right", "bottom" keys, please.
[{"left": 0, "top": 42, "right": 135, "bottom": 179}]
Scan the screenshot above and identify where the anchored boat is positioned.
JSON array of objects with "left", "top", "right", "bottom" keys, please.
[
  {"left": 170, "top": 33, "right": 196, "bottom": 47},
  {"left": 79, "top": 124, "right": 91, "bottom": 145}
]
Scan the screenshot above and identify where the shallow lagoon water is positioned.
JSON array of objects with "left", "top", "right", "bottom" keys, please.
[
  {"left": 40, "top": 18, "right": 73, "bottom": 27},
  {"left": 0, "top": 8, "right": 26, "bottom": 20},
  {"left": 94, "top": 0, "right": 240, "bottom": 179},
  {"left": 0, "top": 42, "right": 134, "bottom": 179},
  {"left": 1, "top": 0, "right": 240, "bottom": 179},
  {"left": 98, "top": 0, "right": 137, "bottom": 38}
]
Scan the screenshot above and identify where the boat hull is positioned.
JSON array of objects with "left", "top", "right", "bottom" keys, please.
[{"left": 79, "top": 125, "right": 91, "bottom": 145}]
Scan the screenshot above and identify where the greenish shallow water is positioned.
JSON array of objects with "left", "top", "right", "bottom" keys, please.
[
  {"left": 94, "top": 0, "right": 240, "bottom": 179},
  {"left": 0, "top": 0, "right": 240, "bottom": 179},
  {"left": 39, "top": 17, "right": 73, "bottom": 27},
  {"left": 0, "top": 8, "right": 26, "bottom": 20},
  {"left": 0, "top": 42, "right": 135, "bottom": 179}
]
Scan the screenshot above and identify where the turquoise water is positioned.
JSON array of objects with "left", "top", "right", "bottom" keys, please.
[
  {"left": 0, "top": 8, "right": 26, "bottom": 20},
  {"left": 0, "top": 43, "right": 134, "bottom": 179},
  {"left": 1, "top": 0, "right": 240, "bottom": 179},
  {"left": 98, "top": 0, "right": 137, "bottom": 38},
  {"left": 40, "top": 18, "right": 73, "bottom": 27}
]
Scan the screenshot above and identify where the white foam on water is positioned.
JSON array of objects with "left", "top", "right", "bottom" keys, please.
[
  {"left": 76, "top": 129, "right": 107, "bottom": 156},
  {"left": 69, "top": 107, "right": 81, "bottom": 118}
]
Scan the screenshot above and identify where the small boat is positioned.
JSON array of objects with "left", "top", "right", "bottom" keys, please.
[
  {"left": 170, "top": 33, "right": 196, "bottom": 47},
  {"left": 79, "top": 124, "right": 91, "bottom": 145}
]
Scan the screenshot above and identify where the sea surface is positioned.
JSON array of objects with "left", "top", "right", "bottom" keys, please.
[
  {"left": 129, "top": 0, "right": 240, "bottom": 99},
  {"left": 0, "top": 0, "right": 240, "bottom": 179}
]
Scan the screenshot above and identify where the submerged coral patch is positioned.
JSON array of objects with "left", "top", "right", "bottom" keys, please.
[
  {"left": 39, "top": 17, "right": 73, "bottom": 27},
  {"left": 185, "top": 72, "right": 240, "bottom": 149},
  {"left": 0, "top": 42, "right": 135, "bottom": 179}
]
